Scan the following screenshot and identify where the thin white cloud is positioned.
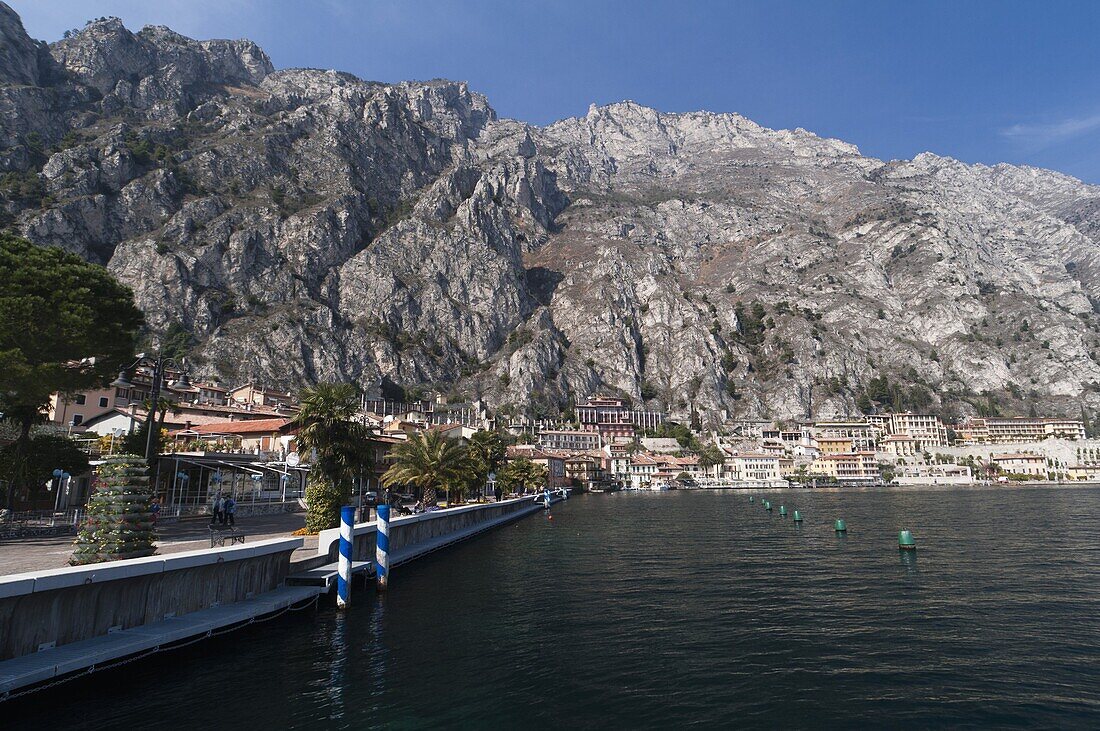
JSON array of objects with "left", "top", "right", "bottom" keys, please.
[{"left": 1001, "top": 112, "right": 1100, "bottom": 149}]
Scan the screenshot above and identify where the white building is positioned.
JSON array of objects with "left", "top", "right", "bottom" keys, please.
[
  {"left": 810, "top": 452, "right": 880, "bottom": 484},
  {"left": 893, "top": 464, "right": 974, "bottom": 485},
  {"left": 724, "top": 453, "right": 782, "bottom": 483},
  {"left": 959, "top": 417, "right": 1086, "bottom": 444},
  {"left": 813, "top": 420, "right": 877, "bottom": 452},
  {"left": 888, "top": 413, "right": 948, "bottom": 447},
  {"left": 992, "top": 453, "right": 1047, "bottom": 477},
  {"left": 539, "top": 429, "right": 602, "bottom": 451}
]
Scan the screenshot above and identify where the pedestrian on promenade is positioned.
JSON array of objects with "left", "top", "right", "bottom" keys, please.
[
  {"left": 211, "top": 493, "right": 224, "bottom": 525},
  {"left": 224, "top": 495, "right": 236, "bottom": 527},
  {"left": 150, "top": 498, "right": 161, "bottom": 525}
]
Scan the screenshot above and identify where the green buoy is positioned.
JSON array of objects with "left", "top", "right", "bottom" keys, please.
[
  {"left": 834, "top": 519, "right": 847, "bottom": 532},
  {"left": 898, "top": 530, "right": 916, "bottom": 550},
  {"left": 779, "top": 506, "right": 787, "bottom": 517},
  {"left": 765, "top": 501, "right": 772, "bottom": 511},
  {"left": 793, "top": 510, "right": 802, "bottom": 522},
  {"left": 749, "top": 496, "right": 754, "bottom": 503}
]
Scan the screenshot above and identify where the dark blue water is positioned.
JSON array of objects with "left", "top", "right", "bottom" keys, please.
[{"left": 9, "top": 486, "right": 1100, "bottom": 728}]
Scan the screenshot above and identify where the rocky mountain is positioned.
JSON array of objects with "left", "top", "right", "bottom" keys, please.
[{"left": 3, "top": 4, "right": 1100, "bottom": 425}]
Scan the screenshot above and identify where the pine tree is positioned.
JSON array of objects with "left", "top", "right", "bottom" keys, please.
[{"left": 70, "top": 455, "right": 157, "bottom": 564}]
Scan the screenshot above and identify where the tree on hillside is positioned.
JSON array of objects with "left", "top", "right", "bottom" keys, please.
[
  {"left": 497, "top": 458, "right": 548, "bottom": 495},
  {"left": 0, "top": 234, "right": 143, "bottom": 510},
  {"left": 382, "top": 430, "right": 473, "bottom": 509},
  {"left": 292, "top": 383, "right": 372, "bottom": 532}
]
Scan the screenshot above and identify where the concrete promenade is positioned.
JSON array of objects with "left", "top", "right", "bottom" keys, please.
[{"left": 0, "top": 513, "right": 313, "bottom": 576}]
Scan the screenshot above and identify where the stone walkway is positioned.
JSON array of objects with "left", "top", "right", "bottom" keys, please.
[{"left": 0, "top": 512, "right": 315, "bottom": 576}]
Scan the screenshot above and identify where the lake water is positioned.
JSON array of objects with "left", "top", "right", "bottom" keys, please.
[{"left": 9, "top": 486, "right": 1100, "bottom": 728}]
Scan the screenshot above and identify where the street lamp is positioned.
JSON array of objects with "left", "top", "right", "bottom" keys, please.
[
  {"left": 51, "top": 468, "right": 71, "bottom": 512},
  {"left": 111, "top": 352, "right": 190, "bottom": 462}
]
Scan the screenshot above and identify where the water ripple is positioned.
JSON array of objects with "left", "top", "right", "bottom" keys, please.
[{"left": 10, "top": 486, "right": 1100, "bottom": 729}]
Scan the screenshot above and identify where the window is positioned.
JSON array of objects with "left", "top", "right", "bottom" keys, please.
[
  {"left": 75, "top": 394, "right": 86, "bottom": 405},
  {"left": 72, "top": 414, "right": 83, "bottom": 426},
  {"left": 99, "top": 397, "right": 109, "bottom": 408}
]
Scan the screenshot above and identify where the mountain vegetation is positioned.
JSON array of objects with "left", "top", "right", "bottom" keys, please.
[{"left": 1, "top": 5, "right": 1099, "bottom": 425}]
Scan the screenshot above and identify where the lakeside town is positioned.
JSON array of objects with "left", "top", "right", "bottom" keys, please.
[{"left": 10, "top": 356, "right": 1097, "bottom": 522}]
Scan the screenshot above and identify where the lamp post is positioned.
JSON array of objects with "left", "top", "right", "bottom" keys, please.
[
  {"left": 51, "top": 468, "right": 70, "bottom": 512},
  {"left": 111, "top": 353, "right": 191, "bottom": 463}
]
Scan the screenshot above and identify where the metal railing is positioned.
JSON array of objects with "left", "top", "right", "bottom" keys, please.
[{"left": 0, "top": 508, "right": 84, "bottom": 539}]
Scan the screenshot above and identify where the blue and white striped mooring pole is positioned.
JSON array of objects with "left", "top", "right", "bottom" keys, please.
[
  {"left": 337, "top": 505, "right": 355, "bottom": 609},
  {"left": 375, "top": 503, "right": 390, "bottom": 591}
]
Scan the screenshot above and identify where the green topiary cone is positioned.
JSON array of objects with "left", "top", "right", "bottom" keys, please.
[{"left": 70, "top": 455, "right": 158, "bottom": 565}]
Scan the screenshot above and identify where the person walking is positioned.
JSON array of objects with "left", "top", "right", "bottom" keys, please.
[
  {"left": 224, "top": 495, "right": 236, "bottom": 527},
  {"left": 211, "top": 493, "right": 224, "bottom": 525}
]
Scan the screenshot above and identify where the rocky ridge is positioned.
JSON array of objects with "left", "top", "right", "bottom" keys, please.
[{"left": 3, "top": 5, "right": 1100, "bottom": 425}]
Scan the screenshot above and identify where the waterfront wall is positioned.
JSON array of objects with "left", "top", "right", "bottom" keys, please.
[
  {"left": 317, "top": 496, "right": 552, "bottom": 565},
  {"left": 0, "top": 538, "right": 301, "bottom": 662}
]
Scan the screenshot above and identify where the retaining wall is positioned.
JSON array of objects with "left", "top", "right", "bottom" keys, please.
[
  {"left": 317, "top": 496, "right": 553, "bottom": 565},
  {"left": 0, "top": 538, "right": 301, "bottom": 661}
]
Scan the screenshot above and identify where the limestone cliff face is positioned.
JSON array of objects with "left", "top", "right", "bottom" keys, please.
[{"left": 3, "top": 6, "right": 1099, "bottom": 423}]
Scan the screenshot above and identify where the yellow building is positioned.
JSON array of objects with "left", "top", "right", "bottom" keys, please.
[
  {"left": 810, "top": 452, "right": 880, "bottom": 484},
  {"left": 816, "top": 436, "right": 854, "bottom": 455},
  {"left": 1067, "top": 465, "right": 1100, "bottom": 482}
]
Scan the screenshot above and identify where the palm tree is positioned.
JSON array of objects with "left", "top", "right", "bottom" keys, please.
[
  {"left": 293, "top": 383, "right": 372, "bottom": 532},
  {"left": 466, "top": 430, "right": 507, "bottom": 496},
  {"left": 382, "top": 430, "right": 472, "bottom": 509}
]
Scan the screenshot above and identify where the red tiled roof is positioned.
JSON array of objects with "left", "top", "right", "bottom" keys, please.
[
  {"left": 507, "top": 445, "right": 561, "bottom": 461},
  {"left": 183, "top": 418, "right": 291, "bottom": 435}
]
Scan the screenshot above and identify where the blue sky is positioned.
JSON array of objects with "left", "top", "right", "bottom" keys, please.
[{"left": 12, "top": 0, "right": 1100, "bottom": 183}]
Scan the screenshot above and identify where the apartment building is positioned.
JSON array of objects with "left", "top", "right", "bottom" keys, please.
[
  {"left": 813, "top": 421, "right": 877, "bottom": 451},
  {"left": 605, "top": 439, "right": 634, "bottom": 478},
  {"left": 888, "top": 413, "right": 948, "bottom": 447},
  {"left": 816, "top": 436, "right": 854, "bottom": 455},
  {"left": 505, "top": 445, "right": 568, "bottom": 489},
  {"left": 564, "top": 455, "right": 605, "bottom": 487},
  {"left": 958, "top": 417, "right": 1086, "bottom": 444},
  {"left": 230, "top": 384, "right": 296, "bottom": 409},
  {"left": 893, "top": 464, "right": 974, "bottom": 485},
  {"left": 810, "top": 452, "right": 880, "bottom": 484},
  {"left": 724, "top": 453, "right": 782, "bottom": 482},
  {"left": 539, "top": 429, "right": 602, "bottom": 451},
  {"left": 49, "top": 386, "right": 117, "bottom": 428},
  {"left": 991, "top": 453, "right": 1047, "bottom": 477},
  {"left": 879, "top": 434, "right": 923, "bottom": 458},
  {"left": 576, "top": 395, "right": 665, "bottom": 441},
  {"left": 1067, "top": 465, "right": 1100, "bottom": 482}
]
